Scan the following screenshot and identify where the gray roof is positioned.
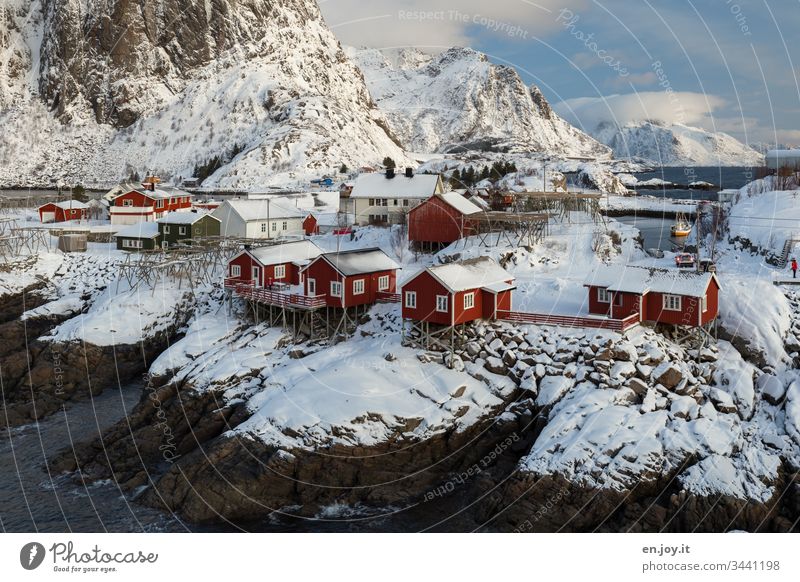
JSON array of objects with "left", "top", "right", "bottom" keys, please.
[
  {"left": 585, "top": 264, "right": 719, "bottom": 297},
  {"left": 315, "top": 248, "right": 400, "bottom": 276},
  {"left": 114, "top": 222, "right": 160, "bottom": 239},
  {"left": 157, "top": 211, "right": 217, "bottom": 225},
  {"left": 247, "top": 240, "right": 324, "bottom": 267}
]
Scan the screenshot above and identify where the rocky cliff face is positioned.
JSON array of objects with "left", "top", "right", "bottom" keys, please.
[
  {"left": 0, "top": 0, "right": 409, "bottom": 188},
  {"left": 348, "top": 46, "right": 611, "bottom": 158}
]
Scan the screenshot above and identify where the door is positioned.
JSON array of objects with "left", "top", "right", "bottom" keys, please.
[
  {"left": 41, "top": 211, "right": 56, "bottom": 223},
  {"left": 307, "top": 278, "right": 316, "bottom": 296},
  {"left": 251, "top": 266, "right": 261, "bottom": 287}
]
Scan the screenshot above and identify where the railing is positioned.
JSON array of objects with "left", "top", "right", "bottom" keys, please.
[
  {"left": 376, "top": 292, "right": 401, "bottom": 303},
  {"left": 497, "top": 310, "right": 640, "bottom": 333},
  {"left": 233, "top": 283, "right": 327, "bottom": 310}
]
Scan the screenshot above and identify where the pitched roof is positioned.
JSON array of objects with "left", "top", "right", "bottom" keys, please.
[
  {"left": 41, "top": 200, "right": 89, "bottom": 211},
  {"left": 349, "top": 172, "right": 441, "bottom": 199},
  {"left": 114, "top": 222, "right": 160, "bottom": 239},
  {"left": 157, "top": 211, "right": 216, "bottom": 225},
  {"left": 421, "top": 256, "right": 514, "bottom": 293},
  {"left": 246, "top": 240, "right": 324, "bottom": 267},
  {"left": 313, "top": 248, "right": 400, "bottom": 276},
  {"left": 219, "top": 198, "right": 307, "bottom": 222},
  {"left": 434, "top": 192, "right": 482, "bottom": 215},
  {"left": 585, "top": 264, "right": 719, "bottom": 297}
]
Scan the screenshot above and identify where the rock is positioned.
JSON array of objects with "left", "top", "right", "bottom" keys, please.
[
  {"left": 699, "top": 347, "right": 719, "bottom": 363},
  {"left": 636, "top": 363, "right": 653, "bottom": 380},
  {"left": 445, "top": 354, "right": 465, "bottom": 372},
  {"left": 595, "top": 348, "right": 612, "bottom": 361},
  {"left": 465, "top": 342, "right": 481, "bottom": 358},
  {"left": 759, "top": 375, "right": 785, "bottom": 405},
  {"left": 610, "top": 361, "right": 636, "bottom": 381},
  {"left": 534, "top": 364, "right": 546, "bottom": 379},
  {"left": 708, "top": 388, "right": 737, "bottom": 414},
  {"left": 626, "top": 378, "right": 649, "bottom": 397},
  {"left": 536, "top": 376, "right": 574, "bottom": 407},
  {"left": 484, "top": 357, "right": 507, "bottom": 375},
  {"left": 502, "top": 350, "right": 517, "bottom": 367},
  {"left": 639, "top": 345, "right": 665, "bottom": 365},
  {"left": 488, "top": 338, "right": 504, "bottom": 355},
  {"left": 653, "top": 362, "right": 684, "bottom": 390},
  {"left": 611, "top": 344, "right": 638, "bottom": 361},
  {"left": 384, "top": 353, "right": 397, "bottom": 362}
]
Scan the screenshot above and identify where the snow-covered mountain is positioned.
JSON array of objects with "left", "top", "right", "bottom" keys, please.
[
  {"left": 347, "top": 46, "right": 611, "bottom": 159},
  {"left": 0, "top": 0, "right": 409, "bottom": 188},
  {"left": 589, "top": 120, "right": 764, "bottom": 167}
]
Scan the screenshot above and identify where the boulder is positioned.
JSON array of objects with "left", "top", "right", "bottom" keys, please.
[
  {"left": 653, "top": 362, "right": 684, "bottom": 390},
  {"left": 759, "top": 375, "right": 785, "bottom": 405},
  {"left": 484, "top": 356, "right": 507, "bottom": 375},
  {"left": 610, "top": 361, "right": 636, "bottom": 381},
  {"left": 626, "top": 378, "right": 649, "bottom": 398},
  {"left": 708, "top": 388, "right": 737, "bottom": 414}
]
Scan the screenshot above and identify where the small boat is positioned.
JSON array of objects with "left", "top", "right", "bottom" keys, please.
[{"left": 671, "top": 213, "right": 692, "bottom": 237}]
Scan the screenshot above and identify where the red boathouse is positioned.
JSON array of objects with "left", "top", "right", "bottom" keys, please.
[
  {"left": 38, "top": 200, "right": 89, "bottom": 223},
  {"left": 408, "top": 192, "right": 483, "bottom": 249},
  {"left": 226, "top": 240, "right": 324, "bottom": 289}
]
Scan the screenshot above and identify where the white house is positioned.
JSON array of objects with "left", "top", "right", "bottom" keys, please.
[
  {"left": 344, "top": 169, "right": 445, "bottom": 226},
  {"left": 211, "top": 198, "right": 308, "bottom": 239}
]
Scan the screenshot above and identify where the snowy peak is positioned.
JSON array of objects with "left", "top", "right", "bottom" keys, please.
[
  {"left": 348, "top": 46, "right": 610, "bottom": 158},
  {"left": 591, "top": 120, "right": 764, "bottom": 167}
]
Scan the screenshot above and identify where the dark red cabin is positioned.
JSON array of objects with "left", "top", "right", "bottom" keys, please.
[
  {"left": 301, "top": 248, "right": 400, "bottom": 308},
  {"left": 226, "top": 240, "right": 323, "bottom": 288},
  {"left": 408, "top": 192, "right": 483, "bottom": 247},
  {"left": 402, "top": 257, "right": 515, "bottom": 326},
  {"left": 38, "top": 201, "right": 89, "bottom": 223}
]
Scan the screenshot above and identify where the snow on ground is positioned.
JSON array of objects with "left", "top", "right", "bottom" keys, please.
[{"left": 601, "top": 194, "right": 696, "bottom": 214}]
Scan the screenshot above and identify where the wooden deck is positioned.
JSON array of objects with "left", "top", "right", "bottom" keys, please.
[
  {"left": 497, "top": 310, "right": 640, "bottom": 333},
  {"left": 231, "top": 282, "right": 327, "bottom": 310}
]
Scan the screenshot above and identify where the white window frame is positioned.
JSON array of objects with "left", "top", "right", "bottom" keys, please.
[
  {"left": 261, "top": 223, "right": 267, "bottom": 233},
  {"left": 122, "top": 239, "right": 142, "bottom": 249},
  {"left": 307, "top": 278, "right": 316, "bottom": 296},
  {"left": 251, "top": 266, "right": 261, "bottom": 286},
  {"left": 272, "top": 222, "right": 277, "bottom": 232},
  {"left": 597, "top": 287, "right": 611, "bottom": 303},
  {"left": 405, "top": 291, "right": 417, "bottom": 309},
  {"left": 353, "top": 279, "right": 365, "bottom": 295},
  {"left": 663, "top": 294, "right": 682, "bottom": 311},
  {"left": 123, "top": 199, "right": 133, "bottom": 207},
  {"left": 282, "top": 221, "right": 288, "bottom": 231},
  {"left": 377, "top": 275, "right": 389, "bottom": 291},
  {"left": 163, "top": 225, "right": 170, "bottom": 234},
  {"left": 178, "top": 226, "right": 187, "bottom": 235},
  {"left": 463, "top": 292, "right": 475, "bottom": 310},
  {"left": 330, "top": 281, "right": 343, "bottom": 298},
  {"left": 436, "top": 295, "right": 449, "bottom": 313},
  {"left": 161, "top": 241, "right": 169, "bottom": 250},
  {"left": 702, "top": 295, "right": 708, "bottom": 313},
  {"left": 274, "top": 265, "right": 286, "bottom": 279},
  {"left": 157, "top": 199, "right": 164, "bottom": 209},
  {"left": 230, "top": 265, "right": 241, "bottom": 277}
]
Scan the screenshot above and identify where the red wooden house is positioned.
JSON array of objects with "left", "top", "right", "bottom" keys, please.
[
  {"left": 226, "top": 240, "right": 323, "bottom": 288},
  {"left": 301, "top": 248, "right": 400, "bottom": 308},
  {"left": 585, "top": 264, "right": 721, "bottom": 327},
  {"left": 303, "top": 214, "right": 320, "bottom": 236},
  {"left": 402, "top": 257, "right": 516, "bottom": 326},
  {"left": 38, "top": 200, "right": 89, "bottom": 223},
  {"left": 109, "top": 179, "right": 193, "bottom": 226},
  {"left": 408, "top": 192, "right": 483, "bottom": 249}
]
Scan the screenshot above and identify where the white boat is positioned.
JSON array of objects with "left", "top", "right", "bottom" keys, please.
[{"left": 671, "top": 213, "right": 692, "bottom": 237}]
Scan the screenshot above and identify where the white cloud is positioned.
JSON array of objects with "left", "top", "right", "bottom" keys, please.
[
  {"left": 319, "top": 0, "right": 588, "bottom": 50},
  {"left": 553, "top": 92, "right": 727, "bottom": 131}
]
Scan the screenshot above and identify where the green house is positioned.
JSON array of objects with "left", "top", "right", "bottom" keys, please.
[
  {"left": 115, "top": 222, "right": 161, "bottom": 251},
  {"left": 157, "top": 212, "right": 221, "bottom": 249}
]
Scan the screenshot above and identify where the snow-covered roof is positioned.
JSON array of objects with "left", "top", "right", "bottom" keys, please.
[
  {"left": 41, "top": 200, "right": 89, "bottom": 210},
  {"left": 114, "top": 222, "right": 160, "bottom": 239},
  {"left": 349, "top": 172, "right": 441, "bottom": 199},
  {"left": 246, "top": 240, "right": 324, "bottom": 267},
  {"left": 315, "top": 248, "right": 400, "bottom": 276},
  {"left": 222, "top": 199, "right": 307, "bottom": 222},
  {"left": 585, "top": 264, "right": 719, "bottom": 297},
  {"left": 421, "top": 257, "right": 514, "bottom": 293},
  {"left": 436, "top": 192, "right": 482, "bottom": 215},
  {"left": 157, "top": 211, "right": 216, "bottom": 225}
]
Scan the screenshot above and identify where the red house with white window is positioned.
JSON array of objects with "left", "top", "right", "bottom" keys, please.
[
  {"left": 402, "top": 257, "right": 515, "bottom": 326},
  {"left": 301, "top": 248, "right": 400, "bottom": 308},
  {"left": 226, "top": 240, "right": 324, "bottom": 289},
  {"left": 38, "top": 200, "right": 89, "bottom": 223},
  {"left": 408, "top": 192, "right": 483, "bottom": 248},
  {"left": 585, "top": 264, "right": 720, "bottom": 327},
  {"left": 109, "top": 180, "right": 193, "bottom": 226}
]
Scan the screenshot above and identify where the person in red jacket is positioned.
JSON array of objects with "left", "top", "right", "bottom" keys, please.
[{"left": 792, "top": 258, "right": 798, "bottom": 279}]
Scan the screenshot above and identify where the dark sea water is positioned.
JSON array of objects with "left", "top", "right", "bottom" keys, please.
[{"left": 632, "top": 166, "right": 755, "bottom": 201}]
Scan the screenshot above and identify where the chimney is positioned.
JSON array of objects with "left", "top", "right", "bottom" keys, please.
[
  {"left": 405, "top": 167, "right": 414, "bottom": 178},
  {"left": 386, "top": 167, "right": 395, "bottom": 179}
]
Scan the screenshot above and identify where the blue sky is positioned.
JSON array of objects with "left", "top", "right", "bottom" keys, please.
[{"left": 321, "top": 0, "right": 800, "bottom": 145}]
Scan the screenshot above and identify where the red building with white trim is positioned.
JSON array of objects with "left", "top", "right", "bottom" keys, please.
[
  {"left": 408, "top": 192, "right": 483, "bottom": 248},
  {"left": 301, "top": 248, "right": 400, "bottom": 308},
  {"left": 402, "top": 257, "right": 515, "bottom": 326},
  {"left": 585, "top": 264, "right": 720, "bottom": 327},
  {"left": 109, "top": 181, "right": 193, "bottom": 226},
  {"left": 226, "top": 240, "right": 323, "bottom": 288},
  {"left": 38, "top": 200, "right": 89, "bottom": 223}
]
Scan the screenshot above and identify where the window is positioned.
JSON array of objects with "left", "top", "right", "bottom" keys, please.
[
  {"left": 663, "top": 294, "right": 682, "bottom": 311},
  {"left": 122, "top": 239, "right": 142, "bottom": 249},
  {"left": 157, "top": 199, "right": 164, "bottom": 209},
  {"left": 274, "top": 265, "right": 286, "bottom": 279},
  {"left": 162, "top": 241, "right": 169, "bottom": 249},
  {"left": 123, "top": 199, "right": 133, "bottom": 207},
  {"left": 702, "top": 295, "right": 708, "bottom": 313},
  {"left": 163, "top": 225, "right": 170, "bottom": 234},
  {"left": 282, "top": 221, "right": 288, "bottom": 230},
  {"left": 230, "top": 265, "right": 241, "bottom": 277},
  {"left": 405, "top": 291, "right": 417, "bottom": 309},
  {"left": 272, "top": 223, "right": 277, "bottom": 232},
  {"left": 436, "top": 295, "right": 449, "bottom": 313},
  {"left": 330, "top": 281, "right": 343, "bottom": 298},
  {"left": 308, "top": 278, "right": 316, "bottom": 295},
  {"left": 261, "top": 223, "right": 267, "bottom": 233},
  {"left": 353, "top": 279, "right": 365, "bottom": 295},
  {"left": 368, "top": 198, "right": 374, "bottom": 206},
  {"left": 403, "top": 199, "right": 410, "bottom": 207},
  {"left": 377, "top": 275, "right": 389, "bottom": 291},
  {"left": 464, "top": 293, "right": 475, "bottom": 310},
  {"left": 597, "top": 288, "right": 611, "bottom": 303},
  {"left": 178, "top": 226, "right": 186, "bottom": 235},
  {"left": 393, "top": 199, "right": 398, "bottom": 206}
]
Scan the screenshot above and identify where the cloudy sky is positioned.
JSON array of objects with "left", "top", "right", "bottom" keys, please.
[{"left": 319, "top": 0, "right": 800, "bottom": 145}]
